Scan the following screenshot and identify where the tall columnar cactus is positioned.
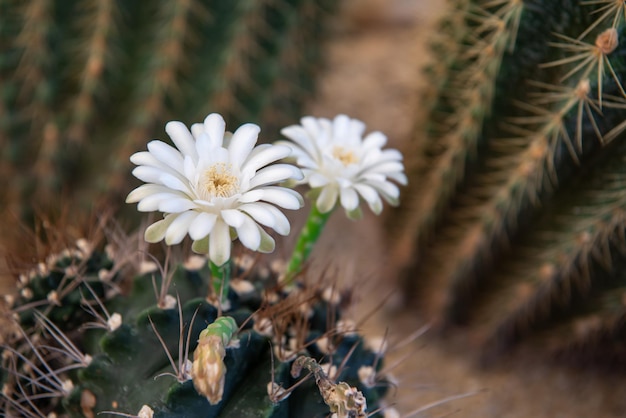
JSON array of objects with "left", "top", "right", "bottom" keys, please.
[
  {"left": 393, "top": 0, "right": 626, "bottom": 363},
  {"left": 0, "top": 0, "right": 336, "bottom": 222},
  {"left": 0, "top": 233, "right": 393, "bottom": 417}
]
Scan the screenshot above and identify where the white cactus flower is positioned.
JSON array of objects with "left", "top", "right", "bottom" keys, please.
[
  {"left": 127, "top": 113, "right": 304, "bottom": 266},
  {"left": 276, "top": 114, "right": 407, "bottom": 218}
]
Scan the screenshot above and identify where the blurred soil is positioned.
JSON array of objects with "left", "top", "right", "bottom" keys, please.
[{"left": 304, "top": 1, "right": 626, "bottom": 417}]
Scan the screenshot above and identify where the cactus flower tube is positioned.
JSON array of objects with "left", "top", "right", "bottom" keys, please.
[{"left": 277, "top": 115, "right": 407, "bottom": 281}]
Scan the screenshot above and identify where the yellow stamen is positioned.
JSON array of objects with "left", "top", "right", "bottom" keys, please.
[
  {"left": 332, "top": 146, "right": 357, "bottom": 166},
  {"left": 201, "top": 163, "right": 238, "bottom": 198}
]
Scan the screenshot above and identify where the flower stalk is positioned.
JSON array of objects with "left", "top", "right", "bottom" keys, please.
[
  {"left": 210, "top": 260, "right": 231, "bottom": 305},
  {"left": 284, "top": 204, "right": 332, "bottom": 283}
]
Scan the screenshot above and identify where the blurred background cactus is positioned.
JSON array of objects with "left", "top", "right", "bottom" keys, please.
[
  {"left": 0, "top": 227, "right": 392, "bottom": 417},
  {"left": 393, "top": 0, "right": 626, "bottom": 364},
  {"left": 0, "top": 0, "right": 337, "bottom": 223}
]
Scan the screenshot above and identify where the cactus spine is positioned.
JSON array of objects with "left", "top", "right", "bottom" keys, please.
[{"left": 394, "top": 0, "right": 626, "bottom": 362}]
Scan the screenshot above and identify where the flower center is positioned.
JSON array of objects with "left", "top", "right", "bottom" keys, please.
[
  {"left": 201, "top": 163, "right": 239, "bottom": 198},
  {"left": 332, "top": 146, "right": 358, "bottom": 166}
]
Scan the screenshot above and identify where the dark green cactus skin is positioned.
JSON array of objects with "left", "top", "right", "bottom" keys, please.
[
  {"left": 0, "top": 0, "right": 337, "bottom": 223},
  {"left": 1, "top": 239, "right": 390, "bottom": 417},
  {"left": 393, "top": 0, "right": 626, "bottom": 363}
]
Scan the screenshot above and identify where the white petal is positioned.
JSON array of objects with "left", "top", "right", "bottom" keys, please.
[
  {"left": 355, "top": 184, "right": 383, "bottom": 214},
  {"left": 280, "top": 125, "right": 319, "bottom": 161},
  {"left": 130, "top": 151, "right": 163, "bottom": 167},
  {"left": 191, "top": 123, "right": 204, "bottom": 139},
  {"left": 158, "top": 198, "right": 196, "bottom": 213},
  {"left": 332, "top": 115, "right": 351, "bottom": 141},
  {"left": 209, "top": 220, "right": 231, "bottom": 266},
  {"left": 145, "top": 215, "right": 176, "bottom": 243},
  {"left": 258, "top": 187, "right": 304, "bottom": 210},
  {"left": 339, "top": 187, "right": 359, "bottom": 211},
  {"left": 229, "top": 123, "right": 260, "bottom": 168},
  {"left": 249, "top": 164, "right": 302, "bottom": 188},
  {"left": 136, "top": 192, "right": 183, "bottom": 212},
  {"left": 239, "top": 203, "right": 291, "bottom": 235},
  {"left": 160, "top": 172, "right": 192, "bottom": 194},
  {"left": 166, "top": 121, "right": 197, "bottom": 161},
  {"left": 126, "top": 184, "right": 174, "bottom": 203},
  {"left": 147, "top": 140, "right": 185, "bottom": 174},
  {"left": 238, "top": 203, "right": 274, "bottom": 228},
  {"left": 380, "top": 148, "right": 404, "bottom": 161},
  {"left": 221, "top": 209, "right": 246, "bottom": 228},
  {"left": 293, "top": 153, "right": 319, "bottom": 170},
  {"left": 348, "top": 118, "right": 366, "bottom": 141},
  {"left": 203, "top": 113, "right": 226, "bottom": 148},
  {"left": 316, "top": 185, "right": 338, "bottom": 213},
  {"left": 241, "top": 144, "right": 291, "bottom": 174},
  {"left": 165, "top": 211, "right": 197, "bottom": 245},
  {"left": 362, "top": 131, "right": 387, "bottom": 149},
  {"left": 189, "top": 212, "right": 218, "bottom": 240},
  {"left": 132, "top": 166, "right": 167, "bottom": 184},
  {"left": 131, "top": 167, "right": 185, "bottom": 189},
  {"left": 308, "top": 173, "right": 329, "bottom": 188},
  {"left": 198, "top": 146, "right": 229, "bottom": 168},
  {"left": 366, "top": 161, "right": 405, "bottom": 176},
  {"left": 300, "top": 116, "right": 322, "bottom": 139},
  {"left": 369, "top": 180, "right": 400, "bottom": 200},
  {"left": 387, "top": 171, "right": 408, "bottom": 185},
  {"left": 235, "top": 215, "right": 261, "bottom": 250},
  {"left": 195, "top": 132, "right": 215, "bottom": 161},
  {"left": 238, "top": 189, "right": 265, "bottom": 203},
  {"left": 184, "top": 155, "right": 196, "bottom": 180},
  {"left": 353, "top": 183, "right": 378, "bottom": 203}
]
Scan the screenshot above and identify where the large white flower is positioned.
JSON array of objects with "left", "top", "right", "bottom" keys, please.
[
  {"left": 126, "top": 113, "right": 304, "bottom": 266},
  {"left": 276, "top": 114, "right": 407, "bottom": 217}
]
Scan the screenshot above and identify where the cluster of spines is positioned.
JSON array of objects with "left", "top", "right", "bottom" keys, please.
[
  {"left": 0, "top": 0, "right": 337, "bottom": 222},
  {"left": 393, "top": 0, "right": 626, "bottom": 363},
  {"left": 1, "top": 236, "right": 395, "bottom": 417}
]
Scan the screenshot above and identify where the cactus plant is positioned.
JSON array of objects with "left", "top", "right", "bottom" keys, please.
[
  {"left": 0, "top": 231, "right": 393, "bottom": 417},
  {"left": 0, "top": 0, "right": 337, "bottom": 223},
  {"left": 393, "top": 0, "right": 626, "bottom": 363},
  {"left": 0, "top": 108, "right": 407, "bottom": 417}
]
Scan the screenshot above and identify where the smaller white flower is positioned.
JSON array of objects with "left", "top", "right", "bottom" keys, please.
[
  {"left": 126, "top": 113, "right": 304, "bottom": 266},
  {"left": 276, "top": 114, "right": 407, "bottom": 218}
]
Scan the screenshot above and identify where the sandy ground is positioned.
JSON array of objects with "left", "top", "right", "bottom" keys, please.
[{"left": 304, "top": 1, "right": 626, "bottom": 417}]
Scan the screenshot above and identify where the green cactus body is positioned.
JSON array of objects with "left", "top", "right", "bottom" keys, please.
[
  {"left": 394, "top": 0, "right": 626, "bottom": 362},
  {"left": 1, "top": 236, "right": 391, "bottom": 417},
  {"left": 0, "top": 0, "right": 337, "bottom": 222}
]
